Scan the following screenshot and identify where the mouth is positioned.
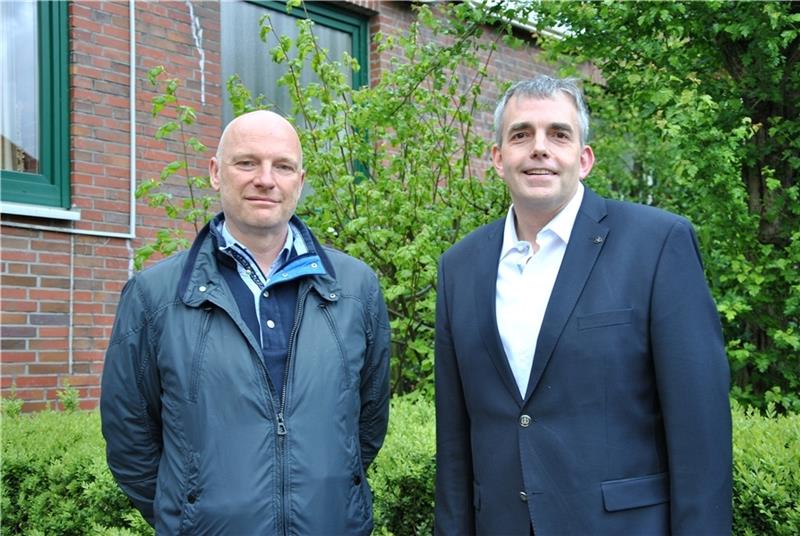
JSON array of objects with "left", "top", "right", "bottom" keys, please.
[
  {"left": 246, "top": 196, "right": 280, "bottom": 204},
  {"left": 523, "top": 168, "right": 557, "bottom": 176}
]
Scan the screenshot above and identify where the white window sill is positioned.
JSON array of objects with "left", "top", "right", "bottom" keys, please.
[{"left": 0, "top": 201, "right": 81, "bottom": 221}]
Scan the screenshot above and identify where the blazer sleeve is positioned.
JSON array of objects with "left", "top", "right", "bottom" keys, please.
[
  {"left": 358, "top": 274, "right": 391, "bottom": 471},
  {"left": 100, "top": 277, "right": 163, "bottom": 526},
  {"left": 434, "top": 258, "right": 476, "bottom": 536},
  {"left": 650, "top": 219, "right": 732, "bottom": 535}
]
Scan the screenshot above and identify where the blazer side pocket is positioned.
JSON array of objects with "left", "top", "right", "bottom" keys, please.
[
  {"left": 577, "top": 308, "right": 633, "bottom": 330},
  {"left": 601, "top": 472, "right": 669, "bottom": 512}
]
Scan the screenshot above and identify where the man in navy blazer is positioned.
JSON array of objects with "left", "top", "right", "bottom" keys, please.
[{"left": 434, "top": 75, "right": 732, "bottom": 535}]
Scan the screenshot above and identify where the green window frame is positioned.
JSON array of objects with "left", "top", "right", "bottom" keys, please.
[
  {"left": 259, "top": 0, "right": 369, "bottom": 89},
  {"left": 1, "top": 1, "right": 70, "bottom": 209}
]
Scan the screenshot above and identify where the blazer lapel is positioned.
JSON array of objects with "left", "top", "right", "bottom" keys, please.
[
  {"left": 473, "top": 219, "right": 524, "bottom": 405},
  {"left": 524, "top": 188, "right": 609, "bottom": 401}
]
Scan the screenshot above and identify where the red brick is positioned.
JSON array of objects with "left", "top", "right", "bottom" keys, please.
[
  {"left": 80, "top": 399, "right": 99, "bottom": 410},
  {"left": 1, "top": 339, "right": 27, "bottom": 350},
  {"left": 40, "top": 302, "right": 70, "bottom": 313},
  {"left": 31, "top": 240, "right": 71, "bottom": 253},
  {"left": 3, "top": 250, "right": 36, "bottom": 262},
  {"left": 29, "top": 289, "right": 69, "bottom": 301},
  {"left": 1, "top": 287, "right": 29, "bottom": 300},
  {"left": 74, "top": 303, "right": 104, "bottom": 314},
  {"left": 40, "top": 278, "right": 71, "bottom": 289},
  {"left": 21, "top": 401, "right": 50, "bottom": 412},
  {"left": 29, "top": 339, "right": 67, "bottom": 351},
  {"left": 0, "top": 313, "right": 28, "bottom": 325},
  {"left": 38, "top": 327, "right": 69, "bottom": 337},
  {"left": 27, "top": 364, "right": 70, "bottom": 374},
  {"left": 14, "top": 376, "right": 59, "bottom": 388},
  {"left": 0, "top": 364, "right": 26, "bottom": 376},
  {"left": 31, "top": 265, "right": 70, "bottom": 277},
  {"left": 38, "top": 253, "right": 71, "bottom": 265},
  {"left": 2, "top": 300, "right": 36, "bottom": 312},
  {"left": 14, "top": 388, "right": 45, "bottom": 400},
  {"left": 64, "top": 375, "right": 100, "bottom": 387},
  {"left": 7, "top": 264, "right": 30, "bottom": 274},
  {"left": 37, "top": 352, "right": 69, "bottom": 363},
  {"left": 1, "top": 275, "right": 37, "bottom": 287},
  {"left": 74, "top": 351, "right": 107, "bottom": 362}
]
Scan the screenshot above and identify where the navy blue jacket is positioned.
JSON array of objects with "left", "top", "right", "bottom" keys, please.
[
  {"left": 435, "top": 188, "right": 732, "bottom": 535},
  {"left": 101, "top": 215, "right": 391, "bottom": 535}
]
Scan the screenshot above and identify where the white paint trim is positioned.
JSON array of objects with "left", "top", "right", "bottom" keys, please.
[{"left": 0, "top": 202, "right": 81, "bottom": 221}]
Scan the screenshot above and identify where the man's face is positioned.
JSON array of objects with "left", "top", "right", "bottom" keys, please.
[
  {"left": 492, "top": 93, "right": 594, "bottom": 220},
  {"left": 209, "top": 112, "right": 305, "bottom": 243}
]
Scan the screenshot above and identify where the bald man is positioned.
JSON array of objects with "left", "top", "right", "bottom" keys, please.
[{"left": 101, "top": 111, "right": 391, "bottom": 534}]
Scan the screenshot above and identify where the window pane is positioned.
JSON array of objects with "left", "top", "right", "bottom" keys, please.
[
  {"left": 221, "top": 1, "right": 353, "bottom": 126},
  {"left": 1, "top": 0, "right": 39, "bottom": 174}
]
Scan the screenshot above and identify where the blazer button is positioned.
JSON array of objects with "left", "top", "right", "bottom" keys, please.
[
  {"left": 519, "top": 491, "right": 528, "bottom": 502},
  {"left": 519, "top": 414, "right": 532, "bottom": 427}
]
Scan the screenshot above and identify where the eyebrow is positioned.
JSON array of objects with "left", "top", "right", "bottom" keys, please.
[
  {"left": 506, "top": 121, "right": 575, "bottom": 137},
  {"left": 550, "top": 122, "right": 574, "bottom": 134},
  {"left": 506, "top": 121, "right": 533, "bottom": 137},
  {"left": 227, "top": 151, "right": 257, "bottom": 162}
]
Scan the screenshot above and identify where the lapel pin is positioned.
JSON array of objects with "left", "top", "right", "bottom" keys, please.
[{"left": 592, "top": 236, "right": 604, "bottom": 244}]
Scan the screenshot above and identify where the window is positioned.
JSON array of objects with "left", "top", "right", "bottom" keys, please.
[
  {"left": 221, "top": 0, "right": 368, "bottom": 126},
  {"left": 1, "top": 1, "right": 70, "bottom": 209}
]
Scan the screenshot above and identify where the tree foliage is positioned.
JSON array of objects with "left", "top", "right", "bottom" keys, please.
[
  {"left": 228, "top": 1, "right": 518, "bottom": 394},
  {"left": 134, "top": 66, "right": 216, "bottom": 270},
  {"left": 529, "top": 0, "right": 800, "bottom": 411}
]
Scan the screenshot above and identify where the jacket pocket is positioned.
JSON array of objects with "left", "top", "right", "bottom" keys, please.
[
  {"left": 178, "top": 451, "right": 200, "bottom": 535},
  {"left": 318, "top": 302, "right": 354, "bottom": 389},
  {"left": 473, "top": 481, "right": 481, "bottom": 511},
  {"left": 188, "top": 307, "right": 214, "bottom": 403},
  {"left": 601, "top": 472, "right": 669, "bottom": 512},
  {"left": 577, "top": 308, "right": 633, "bottom": 330}
]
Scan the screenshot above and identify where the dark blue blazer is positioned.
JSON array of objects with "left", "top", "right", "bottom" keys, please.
[{"left": 434, "top": 187, "right": 732, "bottom": 535}]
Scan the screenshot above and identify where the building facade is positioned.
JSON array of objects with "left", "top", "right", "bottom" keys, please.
[{"left": 1, "top": 0, "right": 551, "bottom": 411}]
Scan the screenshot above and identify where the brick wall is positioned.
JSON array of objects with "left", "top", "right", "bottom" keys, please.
[
  {"left": 1, "top": 0, "right": 221, "bottom": 411},
  {"left": 1, "top": 0, "right": 552, "bottom": 412}
]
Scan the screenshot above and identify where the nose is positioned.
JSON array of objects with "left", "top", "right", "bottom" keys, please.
[
  {"left": 252, "top": 163, "right": 276, "bottom": 188},
  {"left": 530, "top": 133, "right": 548, "bottom": 158}
]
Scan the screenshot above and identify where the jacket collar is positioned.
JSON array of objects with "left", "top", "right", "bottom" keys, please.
[{"left": 178, "top": 212, "right": 340, "bottom": 307}]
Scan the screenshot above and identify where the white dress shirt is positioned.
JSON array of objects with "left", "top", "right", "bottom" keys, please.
[{"left": 496, "top": 183, "right": 585, "bottom": 397}]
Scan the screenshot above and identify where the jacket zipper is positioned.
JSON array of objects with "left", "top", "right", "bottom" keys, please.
[{"left": 277, "top": 284, "right": 311, "bottom": 536}]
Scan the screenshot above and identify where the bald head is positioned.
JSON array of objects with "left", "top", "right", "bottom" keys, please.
[
  {"left": 216, "top": 110, "right": 303, "bottom": 168},
  {"left": 209, "top": 109, "right": 306, "bottom": 249}
]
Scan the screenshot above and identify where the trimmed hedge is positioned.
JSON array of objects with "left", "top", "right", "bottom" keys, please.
[
  {"left": 732, "top": 402, "right": 800, "bottom": 535},
  {"left": 0, "top": 408, "right": 152, "bottom": 536},
  {"left": 2, "top": 397, "right": 797, "bottom": 535},
  {"left": 369, "top": 394, "right": 435, "bottom": 536}
]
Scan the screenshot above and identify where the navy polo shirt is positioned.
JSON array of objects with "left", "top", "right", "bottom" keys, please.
[{"left": 214, "top": 220, "right": 325, "bottom": 397}]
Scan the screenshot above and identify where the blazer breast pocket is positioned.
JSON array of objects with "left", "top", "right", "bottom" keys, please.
[{"left": 577, "top": 308, "right": 633, "bottom": 331}]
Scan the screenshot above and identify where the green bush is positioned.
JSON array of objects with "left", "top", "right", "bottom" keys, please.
[
  {"left": 2, "top": 399, "right": 797, "bottom": 535},
  {"left": 370, "top": 394, "right": 436, "bottom": 536},
  {"left": 732, "top": 402, "right": 800, "bottom": 535},
  {"left": 1, "top": 405, "right": 152, "bottom": 536}
]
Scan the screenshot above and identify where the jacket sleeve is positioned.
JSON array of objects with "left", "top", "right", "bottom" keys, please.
[
  {"left": 650, "top": 219, "right": 732, "bottom": 535},
  {"left": 100, "top": 276, "right": 163, "bottom": 526},
  {"left": 434, "top": 258, "right": 475, "bottom": 536},
  {"left": 358, "top": 275, "right": 391, "bottom": 470}
]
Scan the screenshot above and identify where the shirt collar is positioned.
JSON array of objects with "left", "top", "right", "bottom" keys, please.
[
  {"left": 500, "top": 181, "right": 585, "bottom": 258},
  {"left": 216, "top": 220, "right": 307, "bottom": 273}
]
